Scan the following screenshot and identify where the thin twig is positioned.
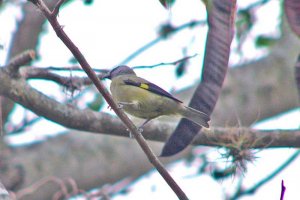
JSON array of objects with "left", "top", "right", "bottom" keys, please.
[
  {"left": 21, "top": 67, "right": 94, "bottom": 89},
  {"left": 52, "top": 0, "right": 65, "bottom": 16},
  {"left": 16, "top": 176, "right": 69, "bottom": 199},
  {"left": 44, "top": 66, "right": 108, "bottom": 73},
  {"left": 132, "top": 54, "right": 198, "bottom": 69},
  {"left": 119, "top": 20, "right": 205, "bottom": 64},
  {"left": 28, "top": 0, "right": 188, "bottom": 199},
  {"left": 294, "top": 54, "right": 300, "bottom": 100},
  {"left": 21, "top": 54, "right": 196, "bottom": 87},
  {"left": 7, "top": 116, "right": 41, "bottom": 135}
]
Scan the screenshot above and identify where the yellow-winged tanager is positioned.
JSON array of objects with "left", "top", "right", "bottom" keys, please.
[{"left": 103, "top": 65, "right": 210, "bottom": 129}]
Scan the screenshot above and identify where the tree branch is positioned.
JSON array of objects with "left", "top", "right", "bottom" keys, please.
[
  {"left": 119, "top": 20, "right": 205, "bottom": 65},
  {"left": 0, "top": 67, "right": 299, "bottom": 148},
  {"left": 7, "top": 50, "right": 35, "bottom": 77},
  {"left": 21, "top": 67, "right": 99, "bottom": 90},
  {"left": 132, "top": 54, "right": 198, "bottom": 69},
  {"left": 27, "top": 0, "right": 188, "bottom": 199},
  {"left": 20, "top": 53, "right": 197, "bottom": 90}
]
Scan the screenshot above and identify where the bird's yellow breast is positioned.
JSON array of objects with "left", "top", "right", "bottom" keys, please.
[{"left": 109, "top": 75, "right": 180, "bottom": 119}]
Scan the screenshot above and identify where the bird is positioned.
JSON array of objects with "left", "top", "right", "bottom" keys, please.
[{"left": 103, "top": 65, "right": 210, "bottom": 130}]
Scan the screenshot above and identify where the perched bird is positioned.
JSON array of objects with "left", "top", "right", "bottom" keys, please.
[{"left": 103, "top": 65, "right": 210, "bottom": 129}]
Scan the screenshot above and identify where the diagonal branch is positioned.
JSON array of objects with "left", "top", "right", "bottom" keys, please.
[{"left": 27, "top": 0, "right": 188, "bottom": 199}]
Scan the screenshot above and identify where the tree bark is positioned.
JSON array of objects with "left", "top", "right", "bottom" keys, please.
[{"left": 2, "top": 0, "right": 61, "bottom": 124}]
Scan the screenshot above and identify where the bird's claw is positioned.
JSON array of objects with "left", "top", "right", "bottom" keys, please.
[
  {"left": 118, "top": 103, "right": 124, "bottom": 109},
  {"left": 125, "top": 127, "right": 143, "bottom": 138},
  {"left": 137, "top": 127, "right": 143, "bottom": 133}
]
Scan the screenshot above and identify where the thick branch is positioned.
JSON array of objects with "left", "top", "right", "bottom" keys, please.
[
  {"left": 2, "top": 0, "right": 61, "bottom": 124},
  {"left": 1, "top": 68, "right": 299, "bottom": 148},
  {"left": 7, "top": 50, "right": 35, "bottom": 77}
]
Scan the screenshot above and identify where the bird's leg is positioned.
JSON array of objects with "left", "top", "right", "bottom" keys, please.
[
  {"left": 137, "top": 118, "right": 152, "bottom": 133},
  {"left": 117, "top": 101, "right": 136, "bottom": 109},
  {"left": 125, "top": 119, "right": 152, "bottom": 138}
]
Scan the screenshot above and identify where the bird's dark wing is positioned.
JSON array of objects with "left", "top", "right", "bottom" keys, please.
[{"left": 123, "top": 79, "right": 183, "bottom": 103}]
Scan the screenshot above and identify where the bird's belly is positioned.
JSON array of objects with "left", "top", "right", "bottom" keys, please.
[{"left": 111, "top": 85, "right": 177, "bottom": 119}]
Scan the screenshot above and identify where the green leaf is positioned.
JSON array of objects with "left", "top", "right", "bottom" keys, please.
[{"left": 255, "top": 35, "right": 277, "bottom": 48}]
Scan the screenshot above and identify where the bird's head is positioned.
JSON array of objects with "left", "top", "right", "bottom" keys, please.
[{"left": 102, "top": 65, "right": 136, "bottom": 80}]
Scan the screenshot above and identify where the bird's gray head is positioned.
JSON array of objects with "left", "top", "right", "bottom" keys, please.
[{"left": 103, "top": 65, "right": 136, "bottom": 79}]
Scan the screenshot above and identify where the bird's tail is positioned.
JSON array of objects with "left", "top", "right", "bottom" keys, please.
[{"left": 179, "top": 106, "right": 210, "bottom": 128}]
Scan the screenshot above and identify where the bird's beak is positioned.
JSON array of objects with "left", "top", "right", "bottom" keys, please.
[{"left": 101, "top": 72, "right": 111, "bottom": 80}]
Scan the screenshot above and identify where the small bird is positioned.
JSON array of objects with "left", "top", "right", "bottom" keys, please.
[{"left": 103, "top": 65, "right": 210, "bottom": 130}]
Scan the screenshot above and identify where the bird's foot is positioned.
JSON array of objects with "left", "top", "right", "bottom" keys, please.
[
  {"left": 125, "top": 127, "right": 143, "bottom": 138},
  {"left": 117, "top": 103, "right": 124, "bottom": 109},
  {"left": 118, "top": 101, "right": 136, "bottom": 109},
  {"left": 137, "top": 127, "right": 144, "bottom": 133}
]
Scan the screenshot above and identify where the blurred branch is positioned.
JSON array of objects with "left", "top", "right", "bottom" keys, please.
[
  {"left": 1, "top": 61, "right": 300, "bottom": 198},
  {"left": 119, "top": 20, "right": 206, "bottom": 64},
  {"left": 15, "top": 176, "right": 72, "bottom": 199},
  {"left": 161, "top": 0, "right": 236, "bottom": 156},
  {"left": 2, "top": 0, "right": 62, "bottom": 125},
  {"left": 6, "top": 116, "right": 41, "bottom": 135},
  {"left": 0, "top": 65, "right": 300, "bottom": 148},
  {"left": 295, "top": 55, "right": 300, "bottom": 99},
  {"left": 285, "top": 0, "right": 300, "bottom": 36},
  {"left": 175, "top": 15, "right": 300, "bottom": 127},
  {"left": 27, "top": 0, "right": 188, "bottom": 199},
  {"left": 21, "top": 67, "right": 101, "bottom": 90},
  {"left": 43, "top": 66, "right": 108, "bottom": 73},
  {"left": 132, "top": 54, "right": 197, "bottom": 69},
  {"left": 20, "top": 54, "right": 196, "bottom": 89},
  {"left": 243, "top": 0, "right": 270, "bottom": 10},
  {"left": 0, "top": 181, "right": 10, "bottom": 200}
]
